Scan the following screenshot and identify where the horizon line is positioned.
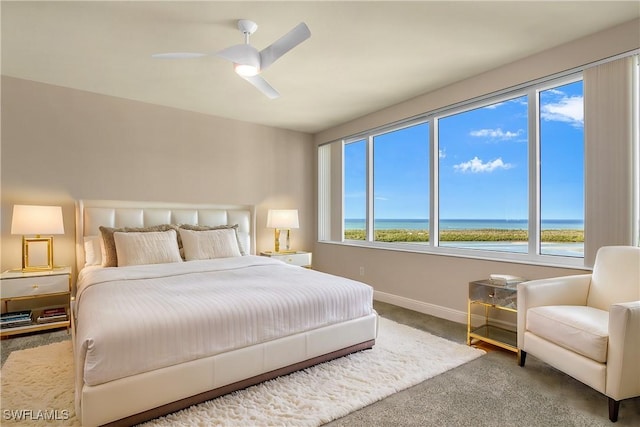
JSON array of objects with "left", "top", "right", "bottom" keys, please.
[{"left": 344, "top": 218, "right": 584, "bottom": 221}]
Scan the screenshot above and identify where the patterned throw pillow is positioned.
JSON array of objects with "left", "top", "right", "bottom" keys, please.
[
  {"left": 113, "top": 229, "right": 183, "bottom": 266},
  {"left": 99, "top": 224, "right": 179, "bottom": 267},
  {"left": 179, "top": 224, "right": 246, "bottom": 255},
  {"left": 178, "top": 228, "right": 242, "bottom": 260}
]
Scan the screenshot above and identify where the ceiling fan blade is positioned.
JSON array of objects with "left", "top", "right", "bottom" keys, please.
[
  {"left": 216, "top": 44, "right": 260, "bottom": 67},
  {"left": 241, "top": 75, "right": 280, "bottom": 99},
  {"left": 151, "top": 52, "right": 208, "bottom": 59},
  {"left": 259, "top": 22, "right": 311, "bottom": 71}
]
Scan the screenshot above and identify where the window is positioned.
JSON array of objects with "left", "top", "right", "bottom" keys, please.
[
  {"left": 539, "top": 80, "right": 584, "bottom": 257},
  {"left": 319, "top": 55, "right": 639, "bottom": 267},
  {"left": 438, "top": 96, "right": 528, "bottom": 253},
  {"left": 373, "top": 122, "right": 429, "bottom": 243},
  {"left": 343, "top": 122, "right": 430, "bottom": 243},
  {"left": 343, "top": 139, "right": 366, "bottom": 240},
  {"left": 331, "top": 72, "right": 591, "bottom": 264}
]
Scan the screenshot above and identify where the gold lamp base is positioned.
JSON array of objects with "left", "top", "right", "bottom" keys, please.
[
  {"left": 274, "top": 229, "right": 281, "bottom": 253},
  {"left": 21, "top": 235, "right": 55, "bottom": 271},
  {"left": 273, "top": 228, "right": 293, "bottom": 253}
]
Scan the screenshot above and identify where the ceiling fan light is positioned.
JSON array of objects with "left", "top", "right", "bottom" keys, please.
[{"left": 234, "top": 63, "right": 259, "bottom": 77}]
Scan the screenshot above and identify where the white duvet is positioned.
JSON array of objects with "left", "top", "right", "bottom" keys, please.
[{"left": 74, "top": 256, "right": 374, "bottom": 387}]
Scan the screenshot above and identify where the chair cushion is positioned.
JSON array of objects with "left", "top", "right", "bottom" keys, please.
[{"left": 526, "top": 305, "right": 609, "bottom": 363}]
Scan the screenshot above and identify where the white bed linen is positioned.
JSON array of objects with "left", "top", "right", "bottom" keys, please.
[{"left": 75, "top": 256, "right": 374, "bottom": 387}]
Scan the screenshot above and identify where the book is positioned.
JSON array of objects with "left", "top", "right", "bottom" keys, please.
[
  {"left": 36, "top": 314, "right": 68, "bottom": 324},
  {"left": 489, "top": 274, "right": 525, "bottom": 286},
  {"left": 41, "top": 307, "right": 66, "bottom": 317},
  {"left": 2, "top": 322, "right": 32, "bottom": 329},
  {"left": 1, "top": 310, "right": 33, "bottom": 328},
  {"left": 1, "top": 318, "right": 32, "bottom": 328},
  {"left": 1, "top": 310, "right": 32, "bottom": 321},
  {"left": 0, "top": 316, "right": 31, "bottom": 325}
]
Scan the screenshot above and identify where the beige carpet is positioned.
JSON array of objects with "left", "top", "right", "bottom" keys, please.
[{"left": 1, "top": 318, "right": 484, "bottom": 426}]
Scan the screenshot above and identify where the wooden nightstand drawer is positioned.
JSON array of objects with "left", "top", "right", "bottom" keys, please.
[{"left": 1, "top": 274, "right": 69, "bottom": 298}]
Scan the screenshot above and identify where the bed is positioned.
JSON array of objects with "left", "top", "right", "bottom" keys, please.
[{"left": 72, "top": 200, "right": 378, "bottom": 427}]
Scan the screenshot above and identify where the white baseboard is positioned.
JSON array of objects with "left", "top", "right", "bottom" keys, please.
[
  {"left": 373, "top": 290, "right": 517, "bottom": 330},
  {"left": 373, "top": 290, "right": 468, "bottom": 324}
]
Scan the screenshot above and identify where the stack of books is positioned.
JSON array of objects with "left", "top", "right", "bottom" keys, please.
[
  {"left": 1, "top": 310, "right": 33, "bottom": 329},
  {"left": 36, "top": 307, "right": 68, "bottom": 324}
]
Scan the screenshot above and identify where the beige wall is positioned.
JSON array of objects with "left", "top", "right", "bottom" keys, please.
[
  {"left": 1, "top": 77, "right": 315, "bottom": 273},
  {"left": 313, "top": 243, "right": 583, "bottom": 322},
  {"left": 313, "top": 19, "right": 639, "bottom": 323}
]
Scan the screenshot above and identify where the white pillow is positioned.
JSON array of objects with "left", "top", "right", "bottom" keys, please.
[
  {"left": 114, "top": 229, "right": 182, "bottom": 267},
  {"left": 178, "top": 228, "right": 242, "bottom": 260},
  {"left": 84, "top": 236, "right": 102, "bottom": 266}
]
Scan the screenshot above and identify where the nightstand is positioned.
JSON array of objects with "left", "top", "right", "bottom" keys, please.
[
  {"left": 260, "top": 251, "right": 312, "bottom": 268},
  {"left": 1, "top": 266, "right": 71, "bottom": 337},
  {"left": 467, "top": 279, "right": 518, "bottom": 354}
]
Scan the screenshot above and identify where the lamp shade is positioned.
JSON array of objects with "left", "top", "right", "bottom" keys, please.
[
  {"left": 11, "top": 205, "right": 65, "bottom": 235},
  {"left": 266, "top": 209, "right": 299, "bottom": 229}
]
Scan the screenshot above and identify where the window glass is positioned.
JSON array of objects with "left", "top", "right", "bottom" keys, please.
[
  {"left": 373, "top": 122, "right": 430, "bottom": 243},
  {"left": 438, "top": 96, "right": 529, "bottom": 252},
  {"left": 344, "top": 139, "right": 366, "bottom": 240},
  {"left": 539, "top": 81, "right": 584, "bottom": 257},
  {"left": 334, "top": 73, "right": 591, "bottom": 263}
]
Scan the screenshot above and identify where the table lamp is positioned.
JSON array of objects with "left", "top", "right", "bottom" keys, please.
[
  {"left": 266, "top": 209, "right": 299, "bottom": 253},
  {"left": 11, "top": 205, "right": 65, "bottom": 271}
]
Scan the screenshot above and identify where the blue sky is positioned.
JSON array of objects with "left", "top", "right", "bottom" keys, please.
[{"left": 344, "top": 80, "right": 584, "bottom": 220}]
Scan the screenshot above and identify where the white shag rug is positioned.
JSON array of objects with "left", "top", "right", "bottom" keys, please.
[{"left": 1, "top": 317, "right": 484, "bottom": 426}]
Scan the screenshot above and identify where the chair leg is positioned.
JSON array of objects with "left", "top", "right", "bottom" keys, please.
[
  {"left": 608, "top": 397, "right": 619, "bottom": 422},
  {"left": 518, "top": 350, "right": 526, "bottom": 367}
]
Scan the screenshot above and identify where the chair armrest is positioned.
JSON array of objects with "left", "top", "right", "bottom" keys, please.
[
  {"left": 517, "top": 274, "right": 591, "bottom": 348},
  {"left": 606, "top": 301, "right": 640, "bottom": 400}
]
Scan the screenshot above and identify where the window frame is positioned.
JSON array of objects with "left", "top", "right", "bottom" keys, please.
[
  {"left": 343, "top": 117, "right": 431, "bottom": 245},
  {"left": 329, "top": 72, "right": 588, "bottom": 268},
  {"left": 434, "top": 91, "right": 531, "bottom": 254},
  {"left": 535, "top": 77, "right": 585, "bottom": 258}
]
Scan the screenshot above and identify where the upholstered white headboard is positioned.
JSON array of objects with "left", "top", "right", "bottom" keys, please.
[{"left": 75, "top": 200, "right": 255, "bottom": 273}]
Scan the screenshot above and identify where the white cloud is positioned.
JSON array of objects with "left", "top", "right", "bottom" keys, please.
[
  {"left": 439, "top": 149, "right": 446, "bottom": 159},
  {"left": 540, "top": 95, "right": 583, "bottom": 127},
  {"left": 547, "top": 89, "right": 564, "bottom": 95},
  {"left": 470, "top": 128, "right": 521, "bottom": 139},
  {"left": 454, "top": 157, "right": 513, "bottom": 173},
  {"left": 483, "top": 97, "right": 527, "bottom": 110}
]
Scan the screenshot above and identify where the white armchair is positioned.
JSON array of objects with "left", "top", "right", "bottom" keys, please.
[{"left": 517, "top": 246, "right": 640, "bottom": 422}]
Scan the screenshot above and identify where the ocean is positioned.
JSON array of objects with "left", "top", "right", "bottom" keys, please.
[{"left": 344, "top": 218, "right": 583, "bottom": 230}]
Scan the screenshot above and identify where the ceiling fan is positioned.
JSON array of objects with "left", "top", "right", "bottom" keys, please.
[{"left": 153, "top": 20, "right": 311, "bottom": 99}]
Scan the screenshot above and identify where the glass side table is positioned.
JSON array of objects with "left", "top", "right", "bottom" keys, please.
[{"left": 467, "top": 279, "right": 518, "bottom": 354}]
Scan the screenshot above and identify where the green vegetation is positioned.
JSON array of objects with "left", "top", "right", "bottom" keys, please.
[{"left": 344, "top": 229, "right": 584, "bottom": 243}]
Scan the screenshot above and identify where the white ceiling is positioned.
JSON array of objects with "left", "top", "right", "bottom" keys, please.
[{"left": 2, "top": 1, "right": 638, "bottom": 133}]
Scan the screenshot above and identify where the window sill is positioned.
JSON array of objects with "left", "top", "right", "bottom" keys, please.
[{"left": 316, "top": 240, "right": 591, "bottom": 271}]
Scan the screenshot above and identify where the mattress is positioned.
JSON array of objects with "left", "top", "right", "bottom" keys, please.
[{"left": 74, "top": 255, "right": 374, "bottom": 387}]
